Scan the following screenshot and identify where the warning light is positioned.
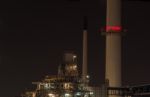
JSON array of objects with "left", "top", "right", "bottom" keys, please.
[{"left": 106, "top": 26, "right": 122, "bottom": 32}]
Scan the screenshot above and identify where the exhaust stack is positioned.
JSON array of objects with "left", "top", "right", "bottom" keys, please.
[
  {"left": 82, "top": 17, "right": 88, "bottom": 82},
  {"left": 105, "top": 0, "right": 122, "bottom": 96}
]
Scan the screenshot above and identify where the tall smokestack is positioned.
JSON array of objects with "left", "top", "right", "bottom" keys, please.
[
  {"left": 82, "top": 16, "right": 88, "bottom": 82},
  {"left": 105, "top": 0, "right": 122, "bottom": 92}
]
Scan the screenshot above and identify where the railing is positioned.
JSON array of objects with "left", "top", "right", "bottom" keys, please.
[{"left": 102, "top": 84, "right": 150, "bottom": 96}]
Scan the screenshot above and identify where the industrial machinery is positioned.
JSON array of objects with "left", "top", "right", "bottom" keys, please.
[{"left": 21, "top": 53, "right": 94, "bottom": 97}]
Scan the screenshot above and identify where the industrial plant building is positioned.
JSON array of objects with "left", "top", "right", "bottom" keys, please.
[{"left": 19, "top": 0, "right": 150, "bottom": 97}]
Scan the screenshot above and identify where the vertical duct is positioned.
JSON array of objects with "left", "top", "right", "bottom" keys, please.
[{"left": 82, "top": 16, "right": 88, "bottom": 82}]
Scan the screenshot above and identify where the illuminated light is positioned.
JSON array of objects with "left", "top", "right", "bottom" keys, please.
[
  {"left": 86, "top": 75, "right": 90, "bottom": 79},
  {"left": 90, "top": 92, "right": 94, "bottom": 95},
  {"left": 106, "top": 26, "right": 122, "bottom": 32},
  {"left": 45, "top": 83, "right": 49, "bottom": 88},
  {"left": 73, "top": 65, "right": 77, "bottom": 70},
  {"left": 73, "top": 55, "right": 77, "bottom": 58},
  {"left": 32, "top": 93, "right": 36, "bottom": 97},
  {"left": 48, "top": 93, "right": 55, "bottom": 97},
  {"left": 73, "top": 55, "right": 77, "bottom": 62},
  {"left": 65, "top": 93, "right": 71, "bottom": 97},
  {"left": 76, "top": 92, "right": 81, "bottom": 96},
  {"left": 84, "top": 94, "right": 88, "bottom": 97}
]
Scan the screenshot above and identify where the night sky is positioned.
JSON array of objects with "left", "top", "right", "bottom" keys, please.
[{"left": 0, "top": 0, "right": 150, "bottom": 97}]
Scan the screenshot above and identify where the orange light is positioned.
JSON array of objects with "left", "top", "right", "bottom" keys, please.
[{"left": 106, "top": 26, "right": 122, "bottom": 32}]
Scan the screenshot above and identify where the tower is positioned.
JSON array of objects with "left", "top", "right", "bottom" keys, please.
[
  {"left": 82, "top": 16, "right": 89, "bottom": 83},
  {"left": 105, "top": 0, "right": 122, "bottom": 94}
]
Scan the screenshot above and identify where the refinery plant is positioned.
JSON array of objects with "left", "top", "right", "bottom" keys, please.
[
  {"left": 19, "top": 0, "right": 150, "bottom": 97},
  {"left": 20, "top": 17, "right": 102, "bottom": 97},
  {"left": 21, "top": 53, "right": 95, "bottom": 97}
]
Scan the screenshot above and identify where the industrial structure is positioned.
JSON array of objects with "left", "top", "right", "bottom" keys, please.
[
  {"left": 19, "top": 0, "right": 150, "bottom": 97},
  {"left": 21, "top": 52, "right": 94, "bottom": 97},
  {"left": 20, "top": 17, "right": 100, "bottom": 97},
  {"left": 104, "top": 0, "right": 122, "bottom": 97},
  {"left": 105, "top": 0, "right": 122, "bottom": 88}
]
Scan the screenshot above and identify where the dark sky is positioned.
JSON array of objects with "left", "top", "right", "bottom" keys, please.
[{"left": 0, "top": 0, "right": 150, "bottom": 97}]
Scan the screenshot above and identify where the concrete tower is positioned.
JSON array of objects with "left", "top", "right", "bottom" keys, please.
[
  {"left": 105, "top": 0, "right": 122, "bottom": 91},
  {"left": 82, "top": 16, "right": 88, "bottom": 83}
]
